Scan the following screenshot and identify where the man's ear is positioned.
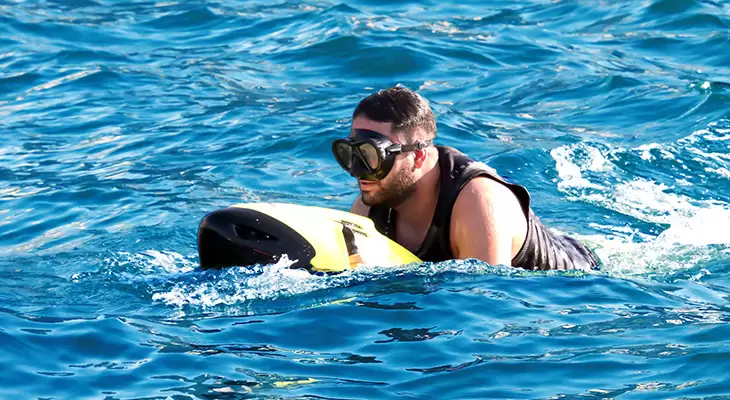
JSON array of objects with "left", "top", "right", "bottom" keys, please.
[{"left": 413, "top": 147, "right": 429, "bottom": 168}]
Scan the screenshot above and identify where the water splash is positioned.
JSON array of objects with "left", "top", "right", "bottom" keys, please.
[
  {"left": 71, "top": 248, "right": 561, "bottom": 313},
  {"left": 551, "top": 121, "right": 730, "bottom": 276}
]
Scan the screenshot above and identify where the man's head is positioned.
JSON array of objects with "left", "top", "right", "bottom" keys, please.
[
  {"left": 334, "top": 87, "right": 437, "bottom": 208},
  {"left": 352, "top": 86, "right": 437, "bottom": 143}
]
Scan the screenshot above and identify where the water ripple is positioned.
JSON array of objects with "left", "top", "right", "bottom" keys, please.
[{"left": 2, "top": 0, "right": 730, "bottom": 398}]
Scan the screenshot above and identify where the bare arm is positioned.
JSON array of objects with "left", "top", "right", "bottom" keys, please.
[
  {"left": 449, "top": 177, "right": 527, "bottom": 266},
  {"left": 350, "top": 195, "right": 370, "bottom": 216}
]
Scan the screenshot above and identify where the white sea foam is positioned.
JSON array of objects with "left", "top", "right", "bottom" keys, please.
[
  {"left": 551, "top": 124, "right": 730, "bottom": 276},
  {"left": 143, "top": 253, "right": 520, "bottom": 309}
]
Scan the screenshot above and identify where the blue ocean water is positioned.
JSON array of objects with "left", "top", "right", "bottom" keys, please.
[{"left": 2, "top": 0, "right": 730, "bottom": 398}]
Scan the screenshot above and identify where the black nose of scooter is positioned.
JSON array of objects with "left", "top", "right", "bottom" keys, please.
[{"left": 197, "top": 207, "right": 316, "bottom": 270}]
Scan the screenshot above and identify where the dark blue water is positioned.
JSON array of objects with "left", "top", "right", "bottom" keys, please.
[{"left": 2, "top": 0, "right": 730, "bottom": 398}]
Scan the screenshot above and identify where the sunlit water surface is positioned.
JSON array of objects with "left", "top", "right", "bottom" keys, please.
[{"left": 1, "top": 0, "right": 730, "bottom": 398}]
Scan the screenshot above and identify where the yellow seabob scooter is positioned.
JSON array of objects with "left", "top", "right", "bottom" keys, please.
[{"left": 197, "top": 203, "right": 420, "bottom": 273}]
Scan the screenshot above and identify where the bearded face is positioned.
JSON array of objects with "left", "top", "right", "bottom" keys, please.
[{"left": 359, "top": 159, "right": 417, "bottom": 209}]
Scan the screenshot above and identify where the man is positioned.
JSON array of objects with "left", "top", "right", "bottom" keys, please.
[{"left": 331, "top": 87, "right": 598, "bottom": 270}]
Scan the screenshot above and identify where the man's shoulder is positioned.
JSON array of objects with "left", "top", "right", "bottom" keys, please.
[
  {"left": 449, "top": 174, "right": 528, "bottom": 264},
  {"left": 457, "top": 176, "right": 518, "bottom": 207},
  {"left": 451, "top": 176, "right": 526, "bottom": 236},
  {"left": 435, "top": 146, "right": 500, "bottom": 179}
]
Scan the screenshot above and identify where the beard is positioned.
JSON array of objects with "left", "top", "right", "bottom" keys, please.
[{"left": 361, "top": 167, "right": 417, "bottom": 209}]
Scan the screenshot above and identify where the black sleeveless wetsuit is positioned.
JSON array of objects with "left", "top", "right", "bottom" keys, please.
[{"left": 368, "top": 146, "right": 599, "bottom": 271}]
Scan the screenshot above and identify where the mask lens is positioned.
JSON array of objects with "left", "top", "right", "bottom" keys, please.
[
  {"left": 333, "top": 142, "right": 354, "bottom": 170},
  {"left": 358, "top": 143, "right": 381, "bottom": 170}
]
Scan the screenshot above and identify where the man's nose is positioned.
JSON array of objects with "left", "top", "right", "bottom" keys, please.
[{"left": 349, "top": 155, "right": 372, "bottom": 178}]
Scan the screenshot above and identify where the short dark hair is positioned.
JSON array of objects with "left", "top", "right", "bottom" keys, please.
[{"left": 352, "top": 86, "right": 436, "bottom": 142}]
